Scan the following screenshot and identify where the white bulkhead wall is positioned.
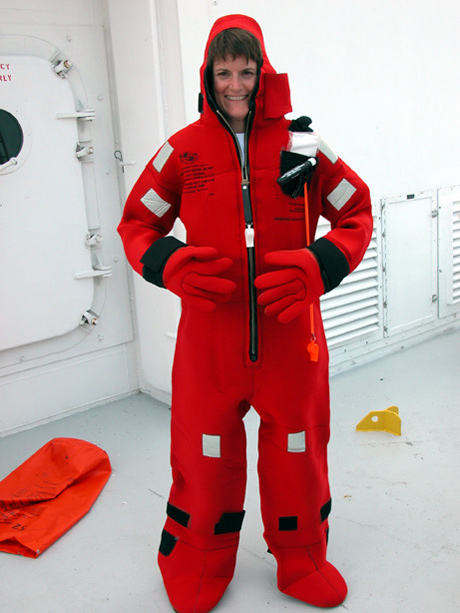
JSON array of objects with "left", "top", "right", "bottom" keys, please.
[
  {"left": 1, "top": 0, "right": 459, "bottom": 433},
  {"left": 0, "top": 0, "right": 138, "bottom": 434},
  {"left": 105, "top": 0, "right": 187, "bottom": 402},
  {"left": 109, "top": 0, "right": 460, "bottom": 397}
]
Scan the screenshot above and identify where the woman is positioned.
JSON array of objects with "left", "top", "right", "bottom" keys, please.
[{"left": 118, "top": 14, "right": 372, "bottom": 613}]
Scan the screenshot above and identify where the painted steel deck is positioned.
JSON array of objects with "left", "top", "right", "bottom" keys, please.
[{"left": 1, "top": 329, "right": 459, "bottom": 612}]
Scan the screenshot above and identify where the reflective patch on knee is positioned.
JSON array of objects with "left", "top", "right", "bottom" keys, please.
[
  {"left": 288, "top": 431, "right": 306, "bottom": 452},
  {"left": 279, "top": 516, "right": 298, "bottom": 531},
  {"left": 214, "top": 510, "right": 245, "bottom": 535},
  {"left": 167, "top": 502, "right": 190, "bottom": 528},
  {"left": 320, "top": 498, "right": 332, "bottom": 523},
  {"left": 159, "top": 529, "right": 177, "bottom": 557},
  {"left": 203, "top": 434, "right": 221, "bottom": 458}
]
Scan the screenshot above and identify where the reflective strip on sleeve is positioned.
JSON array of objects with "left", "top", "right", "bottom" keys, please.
[
  {"left": 287, "top": 431, "right": 306, "bottom": 453},
  {"left": 153, "top": 141, "right": 174, "bottom": 172},
  {"left": 326, "top": 178, "right": 357, "bottom": 211},
  {"left": 203, "top": 434, "right": 221, "bottom": 458},
  {"left": 140, "top": 188, "right": 172, "bottom": 218},
  {"left": 318, "top": 139, "right": 338, "bottom": 164}
]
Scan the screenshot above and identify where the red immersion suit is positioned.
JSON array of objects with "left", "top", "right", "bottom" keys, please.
[{"left": 118, "top": 14, "right": 372, "bottom": 613}]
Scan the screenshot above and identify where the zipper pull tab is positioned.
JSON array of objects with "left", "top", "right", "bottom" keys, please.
[{"left": 245, "top": 225, "right": 255, "bottom": 248}]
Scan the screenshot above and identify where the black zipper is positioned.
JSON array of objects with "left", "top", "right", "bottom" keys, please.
[{"left": 216, "top": 109, "right": 259, "bottom": 362}]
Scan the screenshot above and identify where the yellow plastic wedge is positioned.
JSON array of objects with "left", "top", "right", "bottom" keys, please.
[{"left": 356, "top": 406, "right": 401, "bottom": 436}]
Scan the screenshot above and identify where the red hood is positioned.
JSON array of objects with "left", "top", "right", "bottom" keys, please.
[{"left": 199, "top": 14, "right": 292, "bottom": 126}]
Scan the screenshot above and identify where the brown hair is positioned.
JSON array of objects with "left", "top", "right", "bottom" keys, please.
[{"left": 207, "top": 28, "right": 263, "bottom": 70}]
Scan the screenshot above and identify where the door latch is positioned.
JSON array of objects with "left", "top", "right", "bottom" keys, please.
[
  {"left": 74, "top": 264, "right": 112, "bottom": 280},
  {"left": 57, "top": 109, "right": 96, "bottom": 121},
  {"left": 114, "top": 150, "right": 136, "bottom": 173}
]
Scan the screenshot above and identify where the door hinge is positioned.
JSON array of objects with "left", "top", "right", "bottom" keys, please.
[
  {"left": 51, "top": 57, "right": 73, "bottom": 78},
  {"left": 75, "top": 141, "right": 94, "bottom": 160},
  {"left": 80, "top": 309, "right": 99, "bottom": 327},
  {"left": 85, "top": 232, "right": 103, "bottom": 248}
]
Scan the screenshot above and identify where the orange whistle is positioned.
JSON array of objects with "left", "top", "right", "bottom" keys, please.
[{"left": 307, "top": 339, "right": 319, "bottom": 361}]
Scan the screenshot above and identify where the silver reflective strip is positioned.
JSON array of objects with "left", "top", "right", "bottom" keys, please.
[
  {"left": 288, "top": 431, "right": 306, "bottom": 453},
  {"left": 288, "top": 131, "right": 320, "bottom": 156},
  {"left": 326, "top": 178, "right": 357, "bottom": 211},
  {"left": 140, "top": 188, "right": 171, "bottom": 218},
  {"left": 153, "top": 141, "right": 174, "bottom": 172},
  {"left": 203, "top": 434, "right": 221, "bottom": 458},
  {"left": 318, "top": 139, "right": 338, "bottom": 164}
]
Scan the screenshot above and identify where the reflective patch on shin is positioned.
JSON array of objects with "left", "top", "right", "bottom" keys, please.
[
  {"left": 214, "top": 510, "right": 245, "bottom": 535},
  {"left": 320, "top": 499, "right": 332, "bottom": 523},
  {"left": 202, "top": 434, "right": 221, "bottom": 458},
  {"left": 167, "top": 502, "right": 190, "bottom": 528},
  {"left": 279, "top": 516, "right": 298, "bottom": 531},
  {"left": 159, "top": 529, "right": 177, "bottom": 556},
  {"left": 287, "top": 431, "right": 306, "bottom": 453}
]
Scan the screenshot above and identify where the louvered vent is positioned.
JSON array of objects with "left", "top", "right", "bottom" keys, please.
[
  {"left": 453, "top": 198, "right": 460, "bottom": 302},
  {"left": 438, "top": 186, "right": 460, "bottom": 318},
  {"left": 316, "top": 217, "right": 380, "bottom": 348}
]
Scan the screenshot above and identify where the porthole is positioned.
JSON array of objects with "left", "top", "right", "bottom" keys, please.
[{"left": 0, "top": 109, "right": 24, "bottom": 164}]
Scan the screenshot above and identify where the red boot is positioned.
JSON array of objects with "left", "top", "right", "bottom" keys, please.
[
  {"left": 271, "top": 536, "right": 347, "bottom": 608},
  {"left": 158, "top": 519, "right": 240, "bottom": 613}
]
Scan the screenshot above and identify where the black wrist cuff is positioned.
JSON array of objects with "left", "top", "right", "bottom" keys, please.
[
  {"left": 308, "top": 237, "right": 350, "bottom": 292},
  {"left": 140, "top": 236, "right": 187, "bottom": 287}
]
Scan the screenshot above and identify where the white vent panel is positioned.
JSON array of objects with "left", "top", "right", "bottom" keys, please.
[
  {"left": 439, "top": 186, "right": 460, "bottom": 317},
  {"left": 317, "top": 217, "right": 380, "bottom": 348}
]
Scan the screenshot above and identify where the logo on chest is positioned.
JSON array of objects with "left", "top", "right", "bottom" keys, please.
[{"left": 180, "top": 151, "right": 199, "bottom": 164}]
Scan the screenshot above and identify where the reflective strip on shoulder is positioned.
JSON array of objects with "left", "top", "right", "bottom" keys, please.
[
  {"left": 318, "top": 139, "right": 338, "bottom": 164},
  {"left": 140, "top": 188, "right": 172, "bottom": 218},
  {"left": 288, "top": 131, "right": 320, "bottom": 156},
  {"left": 153, "top": 141, "right": 174, "bottom": 172},
  {"left": 326, "top": 178, "right": 357, "bottom": 211}
]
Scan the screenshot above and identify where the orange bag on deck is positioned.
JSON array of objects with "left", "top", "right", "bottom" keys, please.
[{"left": 0, "top": 437, "right": 111, "bottom": 558}]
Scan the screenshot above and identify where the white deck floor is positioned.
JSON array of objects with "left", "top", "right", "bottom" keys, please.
[{"left": 1, "top": 329, "right": 459, "bottom": 612}]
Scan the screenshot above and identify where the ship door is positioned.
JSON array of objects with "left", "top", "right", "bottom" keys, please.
[{"left": 0, "top": 33, "right": 132, "bottom": 368}]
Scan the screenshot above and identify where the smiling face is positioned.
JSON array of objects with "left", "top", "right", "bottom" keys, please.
[{"left": 212, "top": 55, "right": 258, "bottom": 133}]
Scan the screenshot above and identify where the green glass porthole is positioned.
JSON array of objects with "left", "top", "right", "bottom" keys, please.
[{"left": 0, "top": 109, "right": 24, "bottom": 164}]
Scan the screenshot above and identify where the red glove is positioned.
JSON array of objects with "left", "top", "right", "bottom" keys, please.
[
  {"left": 163, "top": 246, "right": 236, "bottom": 312},
  {"left": 255, "top": 249, "right": 325, "bottom": 323}
]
